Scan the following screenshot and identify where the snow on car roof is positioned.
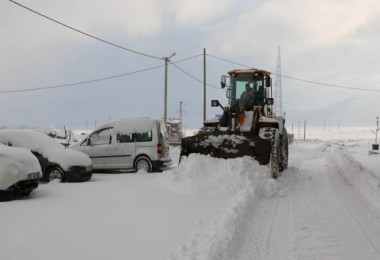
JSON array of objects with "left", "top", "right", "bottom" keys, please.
[
  {"left": 0, "top": 129, "right": 62, "bottom": 154},
  {"left": 95, "top": 117, "right": 162, "bottom": 134}
]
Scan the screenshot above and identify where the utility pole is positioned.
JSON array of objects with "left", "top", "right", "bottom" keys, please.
[
  {"left": 274, "top": 46, "right": 283, "bottom": 117},
  {"left": 179, "top": 101, "right": 183, "bottom": 138},
  {"left": 298, "top": 121, "right": 300, "bottom": 139},
  {"left": 304, "top": 120, "right": 307, "bottom": 140},
  {"left": 203, "top": 48, "right": 207, "bottom": 122},
  {"left": 163, "top": 52, "right": 176, "bottom": 124}
]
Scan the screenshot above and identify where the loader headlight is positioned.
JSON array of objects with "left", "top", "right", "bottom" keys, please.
[
  {"left": 266, "top": 98, "right": 274, "bottom": 105},
  {"left": 211, "top": 100, "right": 219, "bottom": 107}
]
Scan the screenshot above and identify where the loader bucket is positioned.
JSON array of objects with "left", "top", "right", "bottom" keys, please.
[{"left": 180, "top": 131, "right": 272, "bottom": 165}]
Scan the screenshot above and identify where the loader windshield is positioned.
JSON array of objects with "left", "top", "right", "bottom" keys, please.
[{"left": 231, "top": 73, "right": 264, "bottom": 109}]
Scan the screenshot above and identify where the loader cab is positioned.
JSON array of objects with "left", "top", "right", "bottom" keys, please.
[{"left": 227, "top": 69, "right": 272, "bottom": 113}]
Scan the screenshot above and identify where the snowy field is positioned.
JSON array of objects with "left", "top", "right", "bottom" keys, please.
[{"left": 1, "top": 126, "right": 380, "bottom": 260}]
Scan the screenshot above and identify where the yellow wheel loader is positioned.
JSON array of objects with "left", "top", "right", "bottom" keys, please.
[{"left": 180, "top": 69, "right": 288, "bottom": 178}]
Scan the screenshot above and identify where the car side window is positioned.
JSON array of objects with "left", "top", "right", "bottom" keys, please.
[
  {"left": 136, "top": 131, "right": 152, "bottom": 142},
  {"left": 89, "top": 128, "right": 112, "bottom": 145},
  {"left": 117, "top": 133, "right": 135, "bottom": 143}
]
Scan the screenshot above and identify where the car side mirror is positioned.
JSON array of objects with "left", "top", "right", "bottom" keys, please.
[{"left": 87, "top": 138, "right": 91, "bottom": 145}]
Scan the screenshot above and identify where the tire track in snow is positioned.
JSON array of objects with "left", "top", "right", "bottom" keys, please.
[
  {"left": 290, "top": 163, "right": 344, "bottom": 260},
  {"left": 229, "top": 191, "right": 292, "bottom": 260},
  {"left": 232, "top": 142, "right": 380, "bottom": 260},
  {"left": 327, "top": 150, "right": 380, "bottom": 257}
]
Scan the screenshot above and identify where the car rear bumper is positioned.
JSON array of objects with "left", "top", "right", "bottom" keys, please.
[
  {"left": 65, "top": 165, "right": 93, "bottom": 182},
  {"left": 161, "top": 156, "right": 173, "bottom": 167},
  {"left": 151, "top": 156, "right": 173, "bottom": 171}
]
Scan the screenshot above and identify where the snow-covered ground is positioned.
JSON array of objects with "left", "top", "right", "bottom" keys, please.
[{"left": 1, "top": 127, "right": 380, "bottom": 260}]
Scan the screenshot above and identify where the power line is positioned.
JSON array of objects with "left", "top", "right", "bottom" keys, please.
[
  {"left": 9, "top": 0, "right": 162, "bottom": 60},
  {"left": 170, "top": 62, "right": 220, "bottom": 89},
  {"left": 281, "top": 74, "right": 380, "bottom": 93},
  {"left": 0, "top": 54, "right": 202, "bottom": 94},
  {"left": 207, "top": 54, "right": 252, "bottom": 69},
  {"left": 0, "top": 65, "right": 164, "bottom": 94},
  {"left": 207, "top": 53, "right": 380, "bottom": 93}
]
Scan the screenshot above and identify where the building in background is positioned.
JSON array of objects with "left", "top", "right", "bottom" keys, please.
[{"left": 166, "top": 118, "right": 182, "bottom": 146}]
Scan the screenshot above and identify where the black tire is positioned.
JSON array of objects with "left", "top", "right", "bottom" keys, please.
[
  {"left": 21, "top": 191, "right": 31, "bottom": 196},
  {"left": 270, "top": 135, "right": 280, "bottom": 178},
  {"left": 134, "top": 156, "right": 153, "bottom": 173},
  {"left": 46, "top": 166, "right": 65, "bottom": 182},
  {"left": 279, "top": 129, "right": 289, "bottom": 172}
]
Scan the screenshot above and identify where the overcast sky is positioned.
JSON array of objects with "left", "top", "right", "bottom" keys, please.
[{"left": 1, "top": 0, "right": 380, "bottom": 131}]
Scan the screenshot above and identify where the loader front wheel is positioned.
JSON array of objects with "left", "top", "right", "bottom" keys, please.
[
  {"left": 279, "top": 130, "right": 289, "bottom": 172},
  {"left": 270, "top": 137, "right": 280, "bottom": 178}
]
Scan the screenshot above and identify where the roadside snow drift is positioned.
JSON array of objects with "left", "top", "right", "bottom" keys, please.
[{"left": 157, "top": 153, "right": 284, "bottom": 259}]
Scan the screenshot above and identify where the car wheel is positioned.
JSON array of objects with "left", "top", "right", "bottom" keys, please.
[
  {"left": 46, "top": 167, "right": 65, "bottom": 182},
  {"left": 134, "top": 156, "right": 152, "bottom": 173}
]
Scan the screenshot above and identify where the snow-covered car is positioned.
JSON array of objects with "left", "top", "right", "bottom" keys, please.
[
  {"left": 0, "top": 129, "right": 93, "bottom": 183},
  {"left": 0, "top": 143, "right": 42, "bottom": 201}
]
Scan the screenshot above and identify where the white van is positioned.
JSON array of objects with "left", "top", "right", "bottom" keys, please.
[{"left": 71, "top": 118, "right": 172, "bottom": 172}]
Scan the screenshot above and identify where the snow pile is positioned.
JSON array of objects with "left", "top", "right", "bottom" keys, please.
[
  {"left": 157, "top": 153, "right": 284, "bottom": 259},
  {"left": 196, "top": 135, "right": 248, "bottom": 155},
  {"left": 199, "top": 135, "right": 247, "bottom": 149},
  {"left": 158, "top": 153, "right": 264, "bottom": 197}
]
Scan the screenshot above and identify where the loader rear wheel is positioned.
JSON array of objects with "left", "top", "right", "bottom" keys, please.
[
  {"left": 279, "top": 129, "right": 289, "bottom": 172},
  {"left": 270, "top": 136, "right": 280, "bottom": 178}
]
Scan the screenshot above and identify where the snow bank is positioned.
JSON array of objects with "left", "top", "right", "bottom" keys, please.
[{"left": 156, "top": 154, "right": 285, "bottom": 259}]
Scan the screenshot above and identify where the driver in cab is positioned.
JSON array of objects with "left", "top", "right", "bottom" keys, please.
[{"left": 240, "top": 83, "right": 255, "bottom": 111}]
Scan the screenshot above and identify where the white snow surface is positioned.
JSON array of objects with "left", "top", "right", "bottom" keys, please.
[{"left": 1, "top": 127, "right": 380, "bottom": 260}]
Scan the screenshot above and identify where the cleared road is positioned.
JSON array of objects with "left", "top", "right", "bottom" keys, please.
[{"left": 231, "top": 142, "right": 380, "bottom": 260}]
